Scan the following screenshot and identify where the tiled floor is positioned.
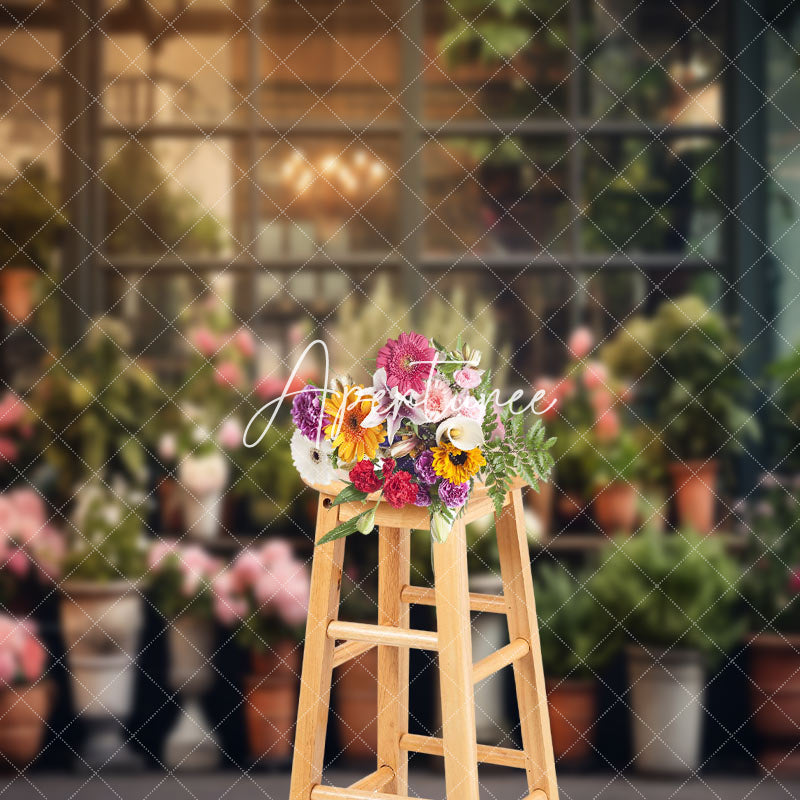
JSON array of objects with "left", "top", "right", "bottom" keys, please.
[{"left": 3, "top": 771, "right": 800, "bottom": 800}]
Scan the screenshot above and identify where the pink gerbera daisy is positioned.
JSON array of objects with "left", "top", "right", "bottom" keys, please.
[{"left": 376, "top": 332, "right": 436, "bottom": 395}]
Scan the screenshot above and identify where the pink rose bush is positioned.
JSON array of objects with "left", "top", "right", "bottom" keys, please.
[
  {"left": 0, "top": 489, "right": 64, "bottom": 598},
  {"left": 148, "top": 541, "right": 222, "bottom": 620},
  {"left": 213, "top": 539, "right": 310, "bottom": 649},
  {"left": 0, "top": 616, "right": 46, "bottom": 686}
]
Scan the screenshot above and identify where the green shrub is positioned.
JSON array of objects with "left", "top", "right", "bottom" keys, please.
[
  {"left": 535, "top": 563, "right": 616, "bottom": 679},
  {"left": 588, "top": 528, "right": 742, "bottom": 660}
]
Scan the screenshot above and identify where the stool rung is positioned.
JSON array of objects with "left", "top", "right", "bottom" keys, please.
[
  {"left": 311, "top": 787, "right": 432, "bottom": 800},
  {"left": 332, "top": 640, "right": 375, "bottom": 669},
  {"left": 472, "top": 638, "right": 530, "bottom": 684},
  {"left": 399, "top": 733, "right": 528, "bottom": 770},
  {"left": 526, "top": 792, "right": 548, "bottom": 800},
  {"left": 327, "top": 620, "right": 438, "bottom": 650},
  {"left": 400, "top": 585, "right": 507, "bottom": 615},
  {"left": 349, "top": 765, "right": 393, "bottom": 791}
]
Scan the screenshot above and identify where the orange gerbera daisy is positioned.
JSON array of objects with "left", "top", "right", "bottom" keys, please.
[{"left": 324, "top": 386, "right": 385, "bottom": 463}]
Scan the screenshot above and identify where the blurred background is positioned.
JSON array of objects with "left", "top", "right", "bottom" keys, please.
[{"left": 0, "top": 0, "right": 800, "bottom": 798}]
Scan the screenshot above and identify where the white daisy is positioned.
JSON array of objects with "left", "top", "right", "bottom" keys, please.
[{"left": 291, "top": 429, "right": 336, "bottom": 485}]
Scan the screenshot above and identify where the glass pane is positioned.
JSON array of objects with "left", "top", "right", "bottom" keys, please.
[
  {"left": 252, "top": 137, "right": 399, "bottom": 260},
  {"left": 581, "top": 135, "right": 727, "bottom": 258},
  {"left": 423, "top": 136, "right": 574, "bottom": 256},
  {"left": 582, "top": 0, "right": 726, "bottom": 125},
  {"left": 103, "top": 34, "right": 237, "bottom": 128},
  {"left": 257, "top": 0, "right": 402, "bottom": 124},
  {"left": 424, "top": 0, "right": 571, "bottom": 121},
  {"left": 100, "top": 138, "right": 235, "bottom": 257}
]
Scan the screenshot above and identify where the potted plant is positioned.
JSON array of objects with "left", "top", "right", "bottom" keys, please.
[
  {"left": 589, "top": 528, "right": 742, "bottom": 774},
  {"left": 159, "top": 300, "right": 255, "bottom": 541},
  {"left": 0, "top": 615, "right": 49, "bottom": 767},
  {"left": 603, "top": 296, "right": 752, "bottom": 533},
  {"left": 58, "top": 480, "right": 148, "bottom": 769},
  {"left": 741, "top": 480, "right": 800, "bottom": 774},
  {"left": 0, "top": 164, "right": 62, "bottom": 323},
  {"left": 590, "top": 425, "right": 643, "bottom": 536},
  {"left": 213, "top": 539, "right": 309, "bottom": 765},
  {"left": 148, "top": 541, "right": 222, "bottom": 770},
  {"left": 535, "top": 563, "right": 614, "bottom": 765}
]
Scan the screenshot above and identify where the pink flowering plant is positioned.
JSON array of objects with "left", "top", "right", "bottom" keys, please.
[
  {"left": 147, "top": 541, "right": 222, "bottom": 620},
  {"left": 285, "top": 333, "right": 556, "bottom": 544},
  {"left": 0, "top": 489, "right": 64, "bottom": 602},
  {"left": 0, "top": 616, "right": 47, "bottom": 686},
  {"left": 213, "top": 540, "right": 310, "bottom": 649}
]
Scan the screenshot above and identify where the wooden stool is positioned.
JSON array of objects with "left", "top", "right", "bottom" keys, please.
[{"left": 289, "top": 478, "right": 558, "bottom": 800}]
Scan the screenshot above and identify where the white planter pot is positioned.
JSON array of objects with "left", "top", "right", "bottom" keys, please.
[
  {"left": 164, "top": 615, "right": 220, "bottom": 770},
  {"left": 60, "top": 580, "right": 144, "bottom": 658},
  {"left": 469, "top": 573, "right": 509, "bottom": 745},
  {"left": 627, "top": 646, "right": 705, "bottom": 775},
  {"left": 59, "top": 582, "right": 144, "bottom": 770},
  {"left": 180, "top": 488, "right": 223, "bottom": 542}
]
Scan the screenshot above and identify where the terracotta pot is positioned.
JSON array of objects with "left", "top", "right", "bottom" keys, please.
[
  {"left": 592, "top": 481, "right": 638, "bottom": 535},
  {"left": 546, "top": 678, "right": 596, "bottom": 764},
  {"left": 669, "top": 460, "right": 718, "bottom": 534},
  {"left": 0, "top": 266, "right": 37, "bottom": 323},
  {"left": 749, "top": 633, "right": 800, "bottom": 775},
  {"left": 335, "top": 647, "right": 377, "bottom": 762},
  {"left": 0, "top": 682, "right": 51, "bottom": 766},
  {"left": 244, "top": 641, "right": 300, "bottom": 763}
]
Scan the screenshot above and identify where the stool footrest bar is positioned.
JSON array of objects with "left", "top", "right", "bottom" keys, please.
[
  {"left": 327, "top": 620, "right": 438, "bottom": 650},
  {"left": 332, "top": 640, "right": 375, "bottom": 669},
  {"left": 525, "top": 792, "right": 548, "bottom": 800},
  {"left": 472, "top": 638, "right": 530, "bottom": 684},
  {"left": 400, "top": 585, "right": 507, "bottom": 614},
  {"left": 399, "top": 733, "right": 528, "bottom": 770},
  {"left": 348, "top": 766, "right": 394, "bottom": 791},
  {"left": 311, "top": 787, "right": 432, "bottom": 800}
]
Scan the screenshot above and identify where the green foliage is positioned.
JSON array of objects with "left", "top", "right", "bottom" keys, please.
[
  {"left": 741, "top": 482, "right": 800, "bottom": 634},
  {"left": 0, "top": 164, "right": 63, "bottom": 268},
  {"left": 481, "top": 407, "right": 556, "bottom": 516},
  {"left": 588, "top": 528, "right": 743, "bottom": 660},
  {"left": 102, "top": 145, "right": 224, "bottom": 255},
  {"left": 148, "top": 552, "right": 215, "bottom": 621},
  {"left": 64, "top": 482, "right": 148, "bottom": 582},
  {"left": 770, "top": 343, "right": 800, "bottom": 472},
  {"left": 31, "top": 318, "right": 162, "bottom": 497},
  {"left": 535, "top": 563, "right": 616, "bottom": 679},
  {"left": 602, "top": 295, "right": 754, "bottom": 461}
]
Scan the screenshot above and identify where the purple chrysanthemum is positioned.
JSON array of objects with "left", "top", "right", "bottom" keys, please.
[
  {"left": 414, "top": 484, "right": 432, "bottom": 507},
  {"left": 438, "top": 480, "right": 470, "bottom": 508},
  {"left": 291, "top": 386, "right": 328, "bottom": 441},
  {"left": 414, "top": 450, "right": 437, "bottom": 485}
]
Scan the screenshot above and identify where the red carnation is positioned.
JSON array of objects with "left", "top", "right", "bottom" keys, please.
[
  {"left": 383, "top": 471, "right": 418, "bottom": 509},
  {"left": 381, "top": 458, "right": 396, "bottom": 479},
  {"left": 349, "top": 460, "right": 383, "bottom": 493}
]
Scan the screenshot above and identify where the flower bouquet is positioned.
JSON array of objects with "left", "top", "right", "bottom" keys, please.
[{"left": 288, "top": 332, "right": 556, "bottom": 543}]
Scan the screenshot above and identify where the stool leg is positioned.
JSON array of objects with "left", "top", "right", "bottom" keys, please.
[
  {"left": 289, "top": 496, "right": 346, "bottom": 800},
  {"left": 496, "top": 489, "right": 559, "bottom": 800},
  {"left": 432, "top": 518, "right": 480, "bottom": 800},
  {"left": 377, "top": 526, "right": 411, "bottom": 794}
]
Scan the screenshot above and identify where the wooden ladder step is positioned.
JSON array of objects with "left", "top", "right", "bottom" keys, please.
[
  {"left": 327, "top": 620, "right": 438, "bottom": 650},
  {"left": 311, "top": 787, "right": 433, "bottom": 800},
  {"left": 472, "top": 638, "right": 530, "bottom": 684},
  {"left": 399, "top": 733, "right": 528, "bottom": 770},
  {"left": 400, "top": 585, "right": 507, "bottom": 615},
  {"left": 525, "top": 792, "right": 548, "bottom": 800},
  {"left": 332, "top": 640, "right": 375, "bottom": 669},
  {"left": 348, "top": 766, "right": 394, "bottom": 791}
]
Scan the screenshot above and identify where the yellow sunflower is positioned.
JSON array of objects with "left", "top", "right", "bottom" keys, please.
[
  {"left": 324, "top": 386, "right": 384, "bottom": 463},
  {"left": 431, "top": 443, "right": 486, "bottom": 484}
]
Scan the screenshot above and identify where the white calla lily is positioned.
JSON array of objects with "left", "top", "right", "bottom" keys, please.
[{"left": 435, "top": 416, "right": 484, "bottom": 450}]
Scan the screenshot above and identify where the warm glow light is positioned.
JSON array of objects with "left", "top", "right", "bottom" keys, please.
[{"left": 321, "top": 155, "right": 337, "bottom": 174}]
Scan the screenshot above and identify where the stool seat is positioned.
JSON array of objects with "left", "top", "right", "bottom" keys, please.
[{"left": 288, "top": 480, "right": 559, "bottom": 800}]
